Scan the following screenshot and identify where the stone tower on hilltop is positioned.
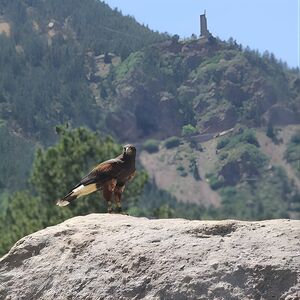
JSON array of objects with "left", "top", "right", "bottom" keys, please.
[{"left": 200, "top": 11, "right": 211, "bottom": 38}]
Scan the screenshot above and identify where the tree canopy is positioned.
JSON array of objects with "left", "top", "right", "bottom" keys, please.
[{"left": 0, "top": 126, "right": 148, "bottom": 256}]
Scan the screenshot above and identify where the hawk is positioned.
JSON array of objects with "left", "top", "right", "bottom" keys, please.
[{"left": 56, "top": 144, "right": 136, "bottom": 213}]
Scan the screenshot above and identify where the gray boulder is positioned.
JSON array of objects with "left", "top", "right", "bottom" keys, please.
[{"left": 0, "top": 214, "right": 299, "bottom": 300}]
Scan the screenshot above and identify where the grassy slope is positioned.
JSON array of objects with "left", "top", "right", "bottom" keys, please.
[
  {"left": 257, "top": 125, "right": 300, "bottom": 190},
  {"left": 140, "top": 127, "right": 300, "bottom": 219},
  {"left": 139, "top": 140, "right": 221, "bottom": 207}
]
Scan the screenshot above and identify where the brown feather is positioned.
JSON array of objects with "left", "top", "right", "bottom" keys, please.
[{"left": 58, "top": 145, "right": 136, "bottom": 210}]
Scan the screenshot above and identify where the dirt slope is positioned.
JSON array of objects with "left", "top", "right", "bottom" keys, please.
[
  {"left": 257, "top": 125, "right": 300, "bottom": 190},
  {"left": 140, "top": 140, "right": 220, "bottom": 207}
]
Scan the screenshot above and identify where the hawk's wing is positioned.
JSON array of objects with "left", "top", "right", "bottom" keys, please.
[
  {"left": 74, "top": 158, "right": 124, "bottom": 189},
  {"left": 57, "top": 158, "right": 126, "bottom": 207}
]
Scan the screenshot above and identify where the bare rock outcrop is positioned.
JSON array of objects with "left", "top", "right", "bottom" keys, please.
[{"left": 0, "top": 215, "right": 299, "bottom": 300}]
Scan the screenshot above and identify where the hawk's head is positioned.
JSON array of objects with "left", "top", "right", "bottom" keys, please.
[{"left": 123, "top": 144, "right": 136, "bottom": 157}]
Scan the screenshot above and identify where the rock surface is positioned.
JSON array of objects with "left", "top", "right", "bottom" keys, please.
[{"left": 0, "top": 214, "right": 299, "bottom": 300}]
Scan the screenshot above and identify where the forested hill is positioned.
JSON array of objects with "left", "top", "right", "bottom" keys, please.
[
  {"left": 0, "top": 0, "right": 165, "bottom": 57},
  {"left": 1, "top": 0, "right": 299, "bottom": 143},
  {"left": 103, "top": 38, "right": 300, "bottom": 141},
  {"left": 0, "top": 0, "right": 300, "bottom": 256},
  {"left": 0, "top": 0, "right": 166, "bottom": 142}
]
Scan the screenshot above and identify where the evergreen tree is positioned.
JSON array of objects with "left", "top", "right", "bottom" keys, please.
[{"left": 30, "top": 126, "right": 147, "bottom": 223}]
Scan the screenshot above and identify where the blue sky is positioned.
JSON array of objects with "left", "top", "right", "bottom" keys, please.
[{"left": 104, "top": 0, "right": 299, "bottom": 68}]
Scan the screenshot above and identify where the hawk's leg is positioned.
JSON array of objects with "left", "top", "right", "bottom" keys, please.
[
  {"left": 102, "top": 179, "right": 117, "bottom": 213},
  {"left": 102, "top": 189, "right": 113, "bottom": 213},
  {"left": 114, "top": 185, "right": 125, "bottom": 213}
]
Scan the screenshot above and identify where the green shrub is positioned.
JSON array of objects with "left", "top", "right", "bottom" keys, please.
[
  {"left": 217, "top": 137, "right": 230, "bottom": 149},
  {"left": 189, "top": 138, "right": 203, "bottom": 151},
  {"left": 217, "top": 128, "right": 259, "bottom": 150},
  {"left": 179, "top": 171, "right": 188, "bottom": 177},
  {"left": 239, "top": 129, "right": 259, "bottom": 147},
  {"left": 176, "top": 165, "right": 188, "bottom": 177},
  {"left": 115, "top": 51, "right": 144, "bottom": 80},
  {"left": 219, "top": 152, "right": 228, "bottom": 160},
  {"left": 143, "top": 139, "right": 159, "bottom": 153},
  {"left": 291, "top": 131, "right": 300, "bottom": 144},
  {"left": 165, "top": 136, "right": 180, "bottom": 149},
  {"left": 206, "top": 173, "right": 224, "bottom": 190},
  {"left": 176, "top": 165, "right": 184, "bottom": 171},
  {"left": 192, "top": 164, "right": 201, "bottom": 181},
  {"left": 285, "top": 131, "right": 300, "bottom": 178},
  {"left": 266, "top": 123, "right": 276, "bottom": 140},
  {"left": 227, "top": 143, "right": 267, "bottom": 172},
  {"left": 182, "top": 124, "right": 198, "bottom": 137}
]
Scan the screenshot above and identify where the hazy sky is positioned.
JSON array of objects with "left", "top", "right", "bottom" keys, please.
[{"left": 104, "top": 0, "right": 299, "bottom": 68}]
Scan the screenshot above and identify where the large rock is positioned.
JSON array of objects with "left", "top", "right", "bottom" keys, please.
[{"left": 0, "top": 215, "right": 299, "bottom": 300}]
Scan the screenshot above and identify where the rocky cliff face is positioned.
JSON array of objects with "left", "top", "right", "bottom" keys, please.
[{"left": 0, "top": 215, "right": 299, "bottom": 300}]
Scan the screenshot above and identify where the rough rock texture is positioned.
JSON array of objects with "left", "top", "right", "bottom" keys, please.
[{"left": 0, "top": 215, "right": 299, "bottom": 300}]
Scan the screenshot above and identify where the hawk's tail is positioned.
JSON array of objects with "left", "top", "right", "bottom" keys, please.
[
  {"left": 56, "top": 192, "right": 77, "bottom": 207},
  {"left": 56, "top": 183, "right": 98, "bottom": 207}
]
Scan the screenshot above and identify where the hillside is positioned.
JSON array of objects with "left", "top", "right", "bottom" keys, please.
[
  {"left": 96, "top": 35, "right": 300, "bottom": 219},
  {"left": 0, "top": 0, "right": 166, "bottom": 193},
  {"left": 139, "top": 139, "right": 221, "bottom": 207},
  {"left": 1, "top": 1, "right": 298, "bottom": 144},
  {"left": 0, "top": 0, "right": 300, "bottom": 257},
  {"left": 91, "top": 33, "right": 300, "bottom": 220},
  {"left": 1, "top": 214, "right": 299, "bottom": 300},
  {"left": 102, "top": 38, "right": 299, "bottom": 141},
  {"left": 139, "top": 126, "right": 300, "bottom": 220},
  {"left": 0, "top": 0, "right": 166, "bottom": 141}
]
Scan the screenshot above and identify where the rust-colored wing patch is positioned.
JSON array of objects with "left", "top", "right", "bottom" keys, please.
[{"left": 127, "top": 170, "right": 136, "bottom": 182}]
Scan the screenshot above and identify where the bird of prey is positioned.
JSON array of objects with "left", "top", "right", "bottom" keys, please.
[{"left": 56, "top": 144, "right": 136, "bottom": 213}]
